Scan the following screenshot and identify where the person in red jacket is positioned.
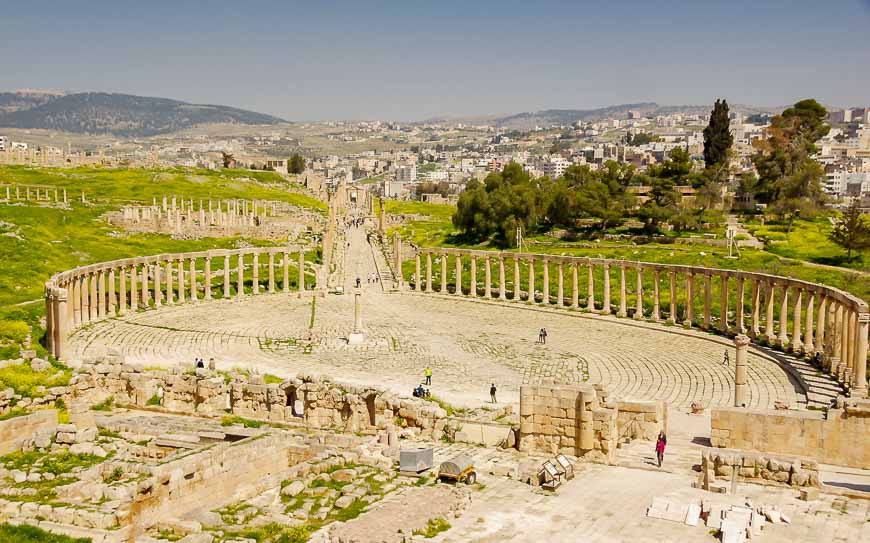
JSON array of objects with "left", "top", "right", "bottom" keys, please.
[{"left": 655, "top": 431, "right": 667, "bottom": 468}]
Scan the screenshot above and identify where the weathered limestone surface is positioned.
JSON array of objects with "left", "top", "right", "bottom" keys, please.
[
  {"left": 0, "top": 410, "right": 58, "bottom": 455},
  {"left": 711, "top": 398, "right": 870, "bottom": 469},
  {"left": 697, "top": 448, "right": 820, "bottom": 490}
]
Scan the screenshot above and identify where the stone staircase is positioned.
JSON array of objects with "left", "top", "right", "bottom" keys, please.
[{"left": 755, "top": 345, "right": 844, "bottom": 409}]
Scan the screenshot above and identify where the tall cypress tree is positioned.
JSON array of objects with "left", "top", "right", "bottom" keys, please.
[{"left": 703, "top": 99, "right": 734, "bottom": 168}]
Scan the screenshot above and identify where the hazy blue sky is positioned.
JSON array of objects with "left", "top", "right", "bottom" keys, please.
[{"left": 3, "top": 0, "right": 869, "bottom": 121}]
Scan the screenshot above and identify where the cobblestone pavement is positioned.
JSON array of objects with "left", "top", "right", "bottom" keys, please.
[{"left": 71, "top": 226, "right": 815, "bottom": 410}]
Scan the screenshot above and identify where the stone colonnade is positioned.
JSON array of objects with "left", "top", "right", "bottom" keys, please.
[
  {"left": 411, "top": 248, "right": 869, "bottom": 397},
  {"left": 1, "top": 184, "right": 69, "bottom": 204},
  {"left": 44, "top": 246, "right": 311, "bottom": 360}
]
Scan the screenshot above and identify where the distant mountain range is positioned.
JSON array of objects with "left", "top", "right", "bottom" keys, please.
[
  {"left": 0, "top": 91, "right": 285, "bottom": 137},
  {"left": 425, "top": 102, "right": 779, "bottom": 129}
]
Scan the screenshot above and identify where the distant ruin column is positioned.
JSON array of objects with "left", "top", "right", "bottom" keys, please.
[
  {"left": 499, "top": 257, "right": 506, "bottom": 300},
  {"left": 223, "top": 255, "right": 231, "bottom": 298},
  {"left": 735, "top": 277, "right": 746, "bottom": 334},
  {"left": 634, "top": 265, "right": 643, "bottom": 319},
  {"left": 440, "top": 252, "right": 448, "bottom": 293},
  {"left": 140, "top": 264, "right": 150, "bottom": 307},
  {"left": 354, "top": 292, "right": 363, "bottom": 332},
  {"left": 750, "top": 279, "right": 761, "bottom": 338},
  {"left": 268, "top": 252, "right": 276, "bottom": 293},
  {"left": 298, "top": 252, "right": 305, "bottom": 292},
  {"left": 652, "top": 269, "right": 661, "bottom": 321},
  {"left": 470, "top": 256, "right": 477, "bottom": 297},
  {"left": 719, "top": 273, "right": 729, "bottom": 333},
  {"left": 815, "top": 293, "right": 827, "bottom": 357},
  {"left": 668, "top": 270, "right": 677, "bottom": 324},
  {"left": 588, "top": 261, "right": 597, "bottom": 312},
  {"left": 684, "top": 273, "right": 694, "bottom": 328},
  {"left": 703, "top": 273, "right": 712, "bottom": 329},
  {"left": 571, "top": 262, "right": 579, "bottom": 308},
  {"left": 80, "top": 275, "right": 90, "bottom": 323},
  {"left": 204, "top": 257, "right": 213, "bottom": 300},
  {"left": 164, "top": 259, "right": 173, "bottom": 305},
  {"left": 541, "top": 260, "right": 549, "bottom": 305},
  {"left": 803, "top": 290, "right": 815, "bottom": 354},
  {"left": 556, "top": 263, "right": 564, "bottom": 306},
  {"left": 177, "top": 257, "right": 186, "bottom": 303},
  {"left": 527, "top": 258, "right": 535, "bottom": 302},
  {"left": 484, "top": 257, "right": 491, "bottom": 298},
  {"left": 790, "top": 287, "right": 803, "bottom": 352},
  {"left": 44, "top": 288, "right": 54, "bottom": 355},
  {"left": 854, "top": 313, "right": 869, "bottom": 397},
  {"left": 118, "top": 266, "right": 127, "bottom": 315},
  {"left": 765, "top": 282, "right": 776, "bottom": 343},
  {"left": 281, "top": 252, "right": 288, "bottom": 293},
  {"left": 415, "top": 254, "right": 422, "bottom": 291},
  {"left": 845, "top": 310, "right": 855, "bottom": 383},
  {"left": 393, "top": 234, "right": 402, "bottom": 284},
  {"left": 107, "top": 268, "right": 116, "bottom": 316},
  {"left": 237, "top": 253, "right": 245, "bottom": 299},
  {"left": 778, "top": 284, "right": 790, "bottom": 347},
  {"left": 734, "top": 334, "right": 750, "bottom": 408},
  {"left": 617, "top": 262, "right": 627, "bottom": 317},
  {"left": 602, "top": 262, "right": 610, "bottom": 314},
  {"left": 831, "top": 304, "right": 843, "bottom": 374},
  {"left": 425, "top": 253, "right": 432, "bottom": 292},
  {"left": 252, "top": 253, "right": 260, "bottom": 295},
  {"left": 455, "top": 253, "right": 463, "bottom": 296},
  {"left": 189, "top": 257, "right": 198, "bottom": 301},
  {"left": 129, "top": 266, "right": 138, "bottom": 311},
  {"left": 90, "top": 272, "right": 99, "bottom": 320}
]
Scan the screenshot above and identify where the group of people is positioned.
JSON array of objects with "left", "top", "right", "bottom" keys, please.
[
  {"left": 194, "top": 357, "right": 216, "bottom": 370},
  {"left": 537, "top": 328, "right": 549, "bottom": 344},
  {"left": 414, "top": 367, "right": 499, "bottom": 404}
]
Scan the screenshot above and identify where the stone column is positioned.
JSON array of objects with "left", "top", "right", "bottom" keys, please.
[
  {"left": 498, "top": 257, "right": 506, "bottom": 300},
  {"left": 268, "top": 252, "right": 276, "bottom": 293},
  {"left": 844, "top": 310, "right": 855, "bottom": 383},
  {"left": 281, "top": 252, "right": 289, "bottom": 293},
  {"left": 556, "top": 263, "right": 564, "bottom": 306},
  {"left": 652, "top": 269, "right": 661, "bottom": 321},
  {"left": 252, "top": 253, "right": 259, "bottom": 295},
  {"left": 791, "top": 287, "right": 804, "bottom": 352},
  {"left": 190, "top": 257, "right": 198, "bottom": 301},
  {"left": 44, "top": 288, "right": 54, "bottom": 355},
  {"left": 803, "top": 290, "right": 815, "bottom": 354},
  {"left": 141, "top": 263, "right": 150, "bottom": 307},
  {"left": 854, "top": 313, "right": 868, "bottom": 397},
  {"left": 736, "top": 277, "right": 745, "bottom": 334},
  {"left": 393, "top": 233, "right": 402, "bottom": 283},
  {"left": 425, "top": 253, "right": 433, "bottom": 292},
  {"left": 571, "top": 262, "right": 579, "bottom": 308},
  {"left": 778, "top": 284, "right": 790, "bottom": 347},
  {"left": 298, "top": 252, "right": 305, "bottom": 292},
  {"left": 750, "top": 279, "right": 761, "bottom": 338},
  {"left": 484, "top": 257, "right": 491, "bottom": 298},
  {"left": 719, "top": 273, "right": 729, "bottom": 333},
  {"left": 470, "top": 256, "right": 477, "bottom": 297},
  {"left": 129, "top": 266, "right": 138, "bottom": 311},
  {"left": 634, "top": 265, "right": 643, "bottom": 320},
  {"left": 541, "top": 260, "right": 549, "bottom": 305},
  {"left": 440, "top": 252, "right": 448, "bottom": 293},
  {"left": 415, "top": 254, "right": 421, "bottom": 291},
  {"left": 830, "top": 304, "right": 843, "bottom": 373},
  {"left": 684, "top": 273, "right": 694, "bottom": 328},
  {"left": 237, "top": 253, "right": 245, "bottom": 298},
  {"left": 815, "top": 294, "right": 827, "bottom": 357},
  {"left": 527, "top": 258, "right": 535, "bottom": 302},
  {"left": 164, "top": 259, "right": 173, "bottom": 305},
  {"left": 223, "top": 255, "right": 231, "bottom": 298},
  {"left": 55, "top": 288, "right": 69, "bottom": 361},
  {"left": 204, "top": 257, "right": 212, "bottom": 300},
  {"left": 153, "top": 262, "right": 162, "bottom": 308},
  {"left": 90, "top": 272, "right": 99, "bottom": 320},
  {"left": 354, "top": 292, "right": 363, "bottom": 332},
  {"left": 107, "top": 268, "right": 116, "bottom": 316},
  {"left": 96, "top": 270, "right": 106, "bottom": 318},
  {"left": 514, "top": 257, "right": 522, "bottom": 300},
  {"left": 703, "top": 273, "right": 712, "bottom": 329},
  {"left": 617, "top": 263, "right": 627, "bottom": 317},
  {"left": 668, "top": 271, "right": 677, "bottom": 324},
  {"left": 177, "top": 257, "right": 186, "bottom": 303},
  {"left": 734, "top": 334, "right": 750, "bottom": 408},
  {"left": 118, "top": 266, "right": 127, "bottom": 315},
  {"left": 81, "top": 274, "right": 91, "bottom": 323},
  {"left": 455, "top": 253, "right": 463, "bottom": 296},
  {"left": 765, "top": 282, "right": 776, "bottom": 343}
]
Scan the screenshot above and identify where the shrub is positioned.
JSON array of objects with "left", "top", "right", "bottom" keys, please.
[
  {"left": 0, "top": 361, "right": 71, "bottom": 398},
  {"left": 90, "top": 396, "right": 114, "bottom": 411},
  {"left": 0, "top": 523, "right": 91, "bottom": 543},
  {"left": 146, "top": 394, "right": 161, "bottom": 406},
  {"left": 221, "top": 415, "right": 262, "bottom": 428},
  {"left": 0, "top": 320, "right": 29, "bottom": 344},
  {"left": 413, "top": 517, "right": 451, "bottom": 538}
]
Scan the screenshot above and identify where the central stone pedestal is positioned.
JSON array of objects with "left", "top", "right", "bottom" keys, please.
[{"left": 347, "top": 332, "right": 365, "bottom": 345}]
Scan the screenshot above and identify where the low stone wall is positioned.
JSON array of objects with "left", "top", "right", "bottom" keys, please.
[
  {"left": 69, "top": 354, "right": 451, "bottom": 440},
  {"left": 711, "top": 398, "right": 870, "bottom": 469},
  {"left": 518, "top": 384, "right": 617, "bottom": 463},
  {"left": 0, "top": 410, "right": 58, "bottom": 455},
  {"left": 615, "top": 400, "right": 667, "bottom": 442},
  {"left": 697, "top": 448, "right": 820, "bottom": 491}
]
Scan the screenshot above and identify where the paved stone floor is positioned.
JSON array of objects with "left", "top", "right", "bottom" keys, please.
[{"left": 70, "top": 225, "right": 813, "bottom": 411}]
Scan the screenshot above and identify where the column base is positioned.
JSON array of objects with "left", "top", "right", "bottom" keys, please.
[{"left": 851, "top": 386, "right": 868, "bottom": 399}]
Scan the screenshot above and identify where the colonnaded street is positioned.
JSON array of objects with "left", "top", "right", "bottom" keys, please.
[{"left": 69, "top": 222, "right": 829, "bottom": 411}]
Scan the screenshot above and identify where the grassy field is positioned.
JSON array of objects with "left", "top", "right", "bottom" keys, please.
[{"left": 0, "top": 165, "right": 327, "bottom": 357}]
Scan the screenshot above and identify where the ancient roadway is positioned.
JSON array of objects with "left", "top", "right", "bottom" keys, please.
[{"left": 70, "top": 222, "right": 810, "bottom": 410}]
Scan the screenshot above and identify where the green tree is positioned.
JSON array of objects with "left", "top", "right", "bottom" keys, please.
[
  {"left": 703, "top": 99, "right": 733, "bottom": 168},
  {"left": 637, "top": 177, "right": 681, "bottom": 231},
  {"left": 221, "top": 152, "right": 234, "bottom": 169},
  {"left": 829, "top": 199, "right": 870, "bottom": 260},
  {"left": 288, "top": 153, "right": 306, "bottom": 174}
]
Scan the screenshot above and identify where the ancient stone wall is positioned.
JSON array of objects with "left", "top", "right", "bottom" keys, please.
[
  {"left": 615, "top": 400, "right": 668, "bottom": 442},
  {"left": 0, "top": 410, "right": 58, "bottom": 455},
  {"left": 711, "top": 398, "right": 870, "bottom": 469},
  {"left": 518, "top": 384, "right": 618, "bottom": 463},
  {"left": 696, "top": 448, "right": 820, "bottom": 491}
]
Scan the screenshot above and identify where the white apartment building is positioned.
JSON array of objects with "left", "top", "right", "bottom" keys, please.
[
  {"left": 541, "top": 156, "right": 570, "bottom": 178},
  {"left": 395, "top": 164, "right": 417, "bottom": 183},
  {"left": 0, "top": 136, "right": 8, "bottom": 151},
  {"left": 824, "top": 170, "right": 870, "bottom": 197}
]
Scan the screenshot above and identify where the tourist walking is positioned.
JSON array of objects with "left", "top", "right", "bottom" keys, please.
[
  {"left": 490, "top": 383, "right": 497, "bottom": 403},
  {"left": 723, "top": 350, "right": 730, "bottom": 366},
  {"left": 655, "top": 431, "right": 667, "bottom": 468},
  {"left": 538, "top": 328, "right": 544, "bottom": 344},
  {"left": 541, "top": 328, "right": 548, "bottom": 345},
  {"left": 424, "top": 367, "right": 432, "bottom": 386}
]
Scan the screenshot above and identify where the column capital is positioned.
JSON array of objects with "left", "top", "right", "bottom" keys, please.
[{"left": 734, "top": 334, "right": 751, "bottom": 348}]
